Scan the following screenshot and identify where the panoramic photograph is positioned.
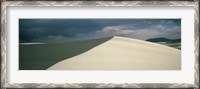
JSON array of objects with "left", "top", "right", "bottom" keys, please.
[{"left": 19, "top": 19, "right": 181, "bottom": 70}]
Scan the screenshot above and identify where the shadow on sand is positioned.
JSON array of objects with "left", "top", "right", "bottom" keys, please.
[{"left": 19, "top": 36, "right": 113, "bottom": 70}]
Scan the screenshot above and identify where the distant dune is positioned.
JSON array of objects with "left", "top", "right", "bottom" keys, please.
[
  {"left": 48, "top": 36, "right": 181, "bottom": 70},
  {"left": 20, "top": 43, "right": 45, "bottom": 45},
  {"left": 156, "top": 42, "right": 181, "bottom": 49}
]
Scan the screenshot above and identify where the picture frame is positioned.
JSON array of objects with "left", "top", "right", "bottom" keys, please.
[{"left": 1, "top": 0, "right": 199, "bottom": 89}]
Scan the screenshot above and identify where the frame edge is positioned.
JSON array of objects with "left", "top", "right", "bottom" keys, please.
[{"left": 1, "top": 1, "right": 199, "bottom": 89}]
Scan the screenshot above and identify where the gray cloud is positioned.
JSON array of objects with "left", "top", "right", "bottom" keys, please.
[{"left": 77, "top": 25, "right": 180, "bottom": 40}]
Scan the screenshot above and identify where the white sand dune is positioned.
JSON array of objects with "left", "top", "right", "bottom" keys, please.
[{"left": 47, "top": 36, "right": 181, "bottom": 70}]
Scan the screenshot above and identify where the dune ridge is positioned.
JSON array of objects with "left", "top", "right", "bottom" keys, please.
[{"left": 48, "top": 36, "right": 181, "bottom": 70}]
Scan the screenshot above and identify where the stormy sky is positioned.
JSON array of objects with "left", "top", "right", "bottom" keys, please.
[{"left": 19, "top": 19, "right": 181, "bottom": 43}]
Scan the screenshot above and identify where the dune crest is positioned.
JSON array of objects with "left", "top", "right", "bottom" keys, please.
[{"left": 48, "top": 36, "right": 181, "bottom": 70}]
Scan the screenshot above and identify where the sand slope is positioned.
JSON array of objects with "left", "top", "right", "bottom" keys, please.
[
  {"left": 48, "top": 36, "right": 181, "bottom": 70},
  {"left": 19, "top": 37, "right": 112, "bottom": 70}
]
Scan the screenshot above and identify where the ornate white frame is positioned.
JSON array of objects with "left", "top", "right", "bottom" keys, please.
[{"left": 1, "top": 1, "right": 199, "bottom": 89}]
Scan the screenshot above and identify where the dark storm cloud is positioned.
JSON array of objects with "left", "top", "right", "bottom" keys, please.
[
  {"left": 19, "top": 19, "right": 104, "bottom": 42},
  {"left": 19, "top": 19, "right": 181, "bottom": 43}
]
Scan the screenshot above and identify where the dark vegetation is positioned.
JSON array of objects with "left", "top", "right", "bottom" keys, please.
[{"left": 146, "top": 37, "right": 181, "bottom": 43}]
